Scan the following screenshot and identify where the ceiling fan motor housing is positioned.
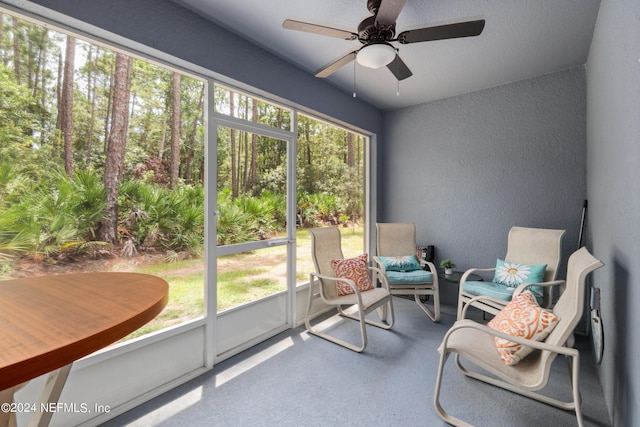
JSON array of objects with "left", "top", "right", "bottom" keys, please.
[{"left": 357, "top": 15, "right": 395, "bottom": 43}]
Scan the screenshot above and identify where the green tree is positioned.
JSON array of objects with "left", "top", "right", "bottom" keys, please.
[
  {"left": 169, "top": 72, "right": 181, "bottom": 188},
  {"left": 60, "top": 34, "right": 75, "bottom": 177},
  {"left": 0, "top": 64, "right": 40, "bottom": 164},
  {"left": 100, "top": 52, "right": 132, "bottom": 244}
]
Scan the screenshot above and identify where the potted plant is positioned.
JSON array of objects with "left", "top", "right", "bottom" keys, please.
[{"left": 440, "top": 259, "right": 456, "bottom": 275}]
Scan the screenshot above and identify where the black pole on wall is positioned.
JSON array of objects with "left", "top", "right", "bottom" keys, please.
[{"left": 578, "top": 199, "right": 588, "bottom": 248}]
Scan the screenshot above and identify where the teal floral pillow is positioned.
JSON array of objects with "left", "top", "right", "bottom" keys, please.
[
  {"left": 378, "top": 255, "right": 423, "bottom": 272},
  {"left": 493, "top": 259, "right": 546, "bottom": 286}
]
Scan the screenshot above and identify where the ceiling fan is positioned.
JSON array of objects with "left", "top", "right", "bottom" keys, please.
[{"left": 283, "top": 0, "right": 485, "bottom": 81}]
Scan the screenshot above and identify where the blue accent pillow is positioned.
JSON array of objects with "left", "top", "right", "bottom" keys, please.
[
  {"left": 378, "top": 255, "right": 422, "bottom": 272},
  {"left": 492, "top": 259, "right": 546, "bottom": 286}
]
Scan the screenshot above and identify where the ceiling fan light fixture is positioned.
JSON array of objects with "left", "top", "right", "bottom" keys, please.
[{"left": 356, "top": 42, "right": 396, "bottom": 69}]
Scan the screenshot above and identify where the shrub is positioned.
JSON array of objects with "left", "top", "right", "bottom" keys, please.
[{"left": 0, "top": 168, "right": 106, "bottom": 260}]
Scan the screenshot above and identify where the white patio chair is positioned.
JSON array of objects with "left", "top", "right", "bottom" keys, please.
[
  {"left": 434, "top": 246, "right": 604, "bottom": 426},
  {"left": 305, "top": 227, "right": 394, "bottom": 352},
  {"left": 458, "top": 226, "right": 565, "bottom": 319},
  {"left": 374, "top": 222, "right": 440, "bottom": 321}
]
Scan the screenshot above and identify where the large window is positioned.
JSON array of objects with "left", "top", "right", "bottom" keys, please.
[
  {"left": 0, "top": 8, "right": 369, "bottom": 346},
  {"left": 213, "top": 86, "right": 367, "bottom": 313},
  {"left": 295, "top": 114, "right": 367, "bottom": 285},
  {"left": 0, "top": 10, "right": 206, "bottom": 340}
]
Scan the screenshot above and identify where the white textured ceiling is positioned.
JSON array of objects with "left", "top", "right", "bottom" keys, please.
[{"left": 173, "top": 0, "right": 601, "bottom": 111}]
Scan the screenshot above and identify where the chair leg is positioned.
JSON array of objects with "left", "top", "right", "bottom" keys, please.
[
  {"left": 374, "top": 294, "right": 396, "bottom": 326},
  {"left": 414, "top": 294, "right": 440, "bottom": 322},
  {"left": 304, "top": 274, "right": 395, "bottom": 353},
  {"left": 305, "top": 307, "right": 368, "bottom": 353},
  {"left": 569, "top": 353, "right": 585, "bottom": 427},
  {"left": 305, "top": 277, "right": 367, "bottom": 352},
  {"left": 457, "top": 296, "right": 465, "bottom": 320},
  {"left": 454, "top": 354, "right": 582, "bottom": 416},
  {"left": 564, "top": 354, "right": 582, "bottom": 406},
  {"left": 308, "top": 299, "right": 394, "bottom": 353},
  {"left": 374, "top": 298, "right": 395, "bottom": 329},
  {"left": 339, "top": 301, "right": 395, "bottom": 331},
  {"left": 433, "top": 350, "right": 473, "bottom": 426}
]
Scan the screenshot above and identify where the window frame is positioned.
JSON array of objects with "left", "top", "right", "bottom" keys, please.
[{"left": 0, "top": 0, "right": 377, "bottom": 369}]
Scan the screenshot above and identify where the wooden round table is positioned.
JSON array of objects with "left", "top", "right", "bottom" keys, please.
[{"left": 0, "top": 272, "right": 168, "bottom": 426}]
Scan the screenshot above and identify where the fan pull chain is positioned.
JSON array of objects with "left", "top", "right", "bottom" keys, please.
[
  {"left": 396, "top": 52, "right": 400, "bottom": 96},
  {"left": 353, "top": 60, "right": 357, "bottom": 98}
]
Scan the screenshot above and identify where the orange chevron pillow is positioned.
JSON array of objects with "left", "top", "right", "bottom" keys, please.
[
  {"left": 332, "top": 254, "right": 374, "bottom": 296},
  {"left": 487, "top": 290, "right": 560, "bottom": 365}
]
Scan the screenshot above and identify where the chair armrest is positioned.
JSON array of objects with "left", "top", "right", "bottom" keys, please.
[
  {"left": 368, "top": 266, "right": 390, "bottom": 290},
  {"left": 420, "top": 260, "right": 438, "bottom": 275},
  {"left": 422, "top": 260, "right": 440, "bottom": 288},
  {"left": 310, "top": 271, "right": 342, "bottom": 282},
  {"left": 370, "top": 257, "right": 389, "bottom": 290},
  {"left": 309, "top": 269, "right": 388, "bottom": 300},
  {"left": 513, "top": 280, "right": 565, "bottom": 296},
  {"left": 310, "top": 271, "right": 364, "bottom": 304},
  {"left": 372, "top": 256, "right": 387, "bottom": 273},
  {"left": 460, "top": 294, "right": 509, "bottom": 319},
  {"left": 460, "top": 267, "right": 495, "bottom": 284}
]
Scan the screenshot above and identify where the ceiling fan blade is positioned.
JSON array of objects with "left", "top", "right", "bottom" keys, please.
[
  {"left": 397, "top": 19, "right": 486, "bottom": 44},
  {"left": 386, "top": 54, "right": 412, "bottom": 81},
  {"left": 283, "top": 19, "right": 358, "bottom": 40},
  {"left": 315, "top": 51, "right": 358, "bottom": 78},
  {"left": 376, "top": 0, "right": 406, "bottom": 27}
]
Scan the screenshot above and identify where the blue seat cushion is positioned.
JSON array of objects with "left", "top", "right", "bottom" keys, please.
[
  {"left": 462, "top": 281, "right": 543, "bottom": 305},
  {"left": 386, "top": 270, "right": 433, "bottom": 285}
]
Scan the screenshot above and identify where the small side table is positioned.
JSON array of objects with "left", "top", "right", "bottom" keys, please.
[{"left": 439, "top": 270, "right": 486, "bottom": 319}]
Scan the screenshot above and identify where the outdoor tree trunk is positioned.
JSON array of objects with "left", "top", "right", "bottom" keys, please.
[
  {"left": 103, "top": 64, "right": 114, "bottom": 152},
  {"left": 0, "top": 13, "right": 4, "bottom": 64},
  {"left": 61, "top": 35, "right": 75, "bottom": 178},
  {"left": 158, "top": 117, "right": 166, "bottom": 160},
  {"left": 347, "top": 132, "right": 355, "bottom": 169},
  {"left": 31, "top": 28, "right": 47, "bottom": 99},
  {"left": 303, "top": 120, "right": 313, "bottom": 192},
  {"left": 12, "top": 17, "right": 20, "bottom": 84},
  {"left": 250, "top": 102, "right": 258, "bottom": 189},
  {"left": 183, "top": 84, "right": 204, "bottom": 182},
  {"left": 169, "top": 71, "right": 181, "bottom": 188},
  {"left": 54, "top": 52, "right": 62, "bottom": 137},
  {"left": 100, "top": 52, "right": 132, "bottom": 244},
  {"left": 230, "top": 92, "right": 237, "bottom": 198},
  {"left": 86, "top": 45, "right": 97, "bottom": 165},
  {"left": 38, "top": 31, "right": 48, "bottom": 127},
  {"left": 242, "top": 102, "right": 249, "bottom": 192}
]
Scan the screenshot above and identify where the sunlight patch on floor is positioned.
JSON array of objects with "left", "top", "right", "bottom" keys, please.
[
  {"left": 130, "top": 387, "right": 203, "bottom": 425},
  {"left": 214, "top": 337, "right": 294, "bottom": 387}
]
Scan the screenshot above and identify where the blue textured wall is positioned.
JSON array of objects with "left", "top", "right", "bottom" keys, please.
[
  {"left": 586, "top": 0, "right": 640, "bottom": 425},
  {"left": 381, "top": 68, "right": 587, "bottom": 304}
]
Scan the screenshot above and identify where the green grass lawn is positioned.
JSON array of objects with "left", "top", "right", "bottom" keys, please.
[{"left": 119, "top": 224, "right": 364, "bottom": 342}]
